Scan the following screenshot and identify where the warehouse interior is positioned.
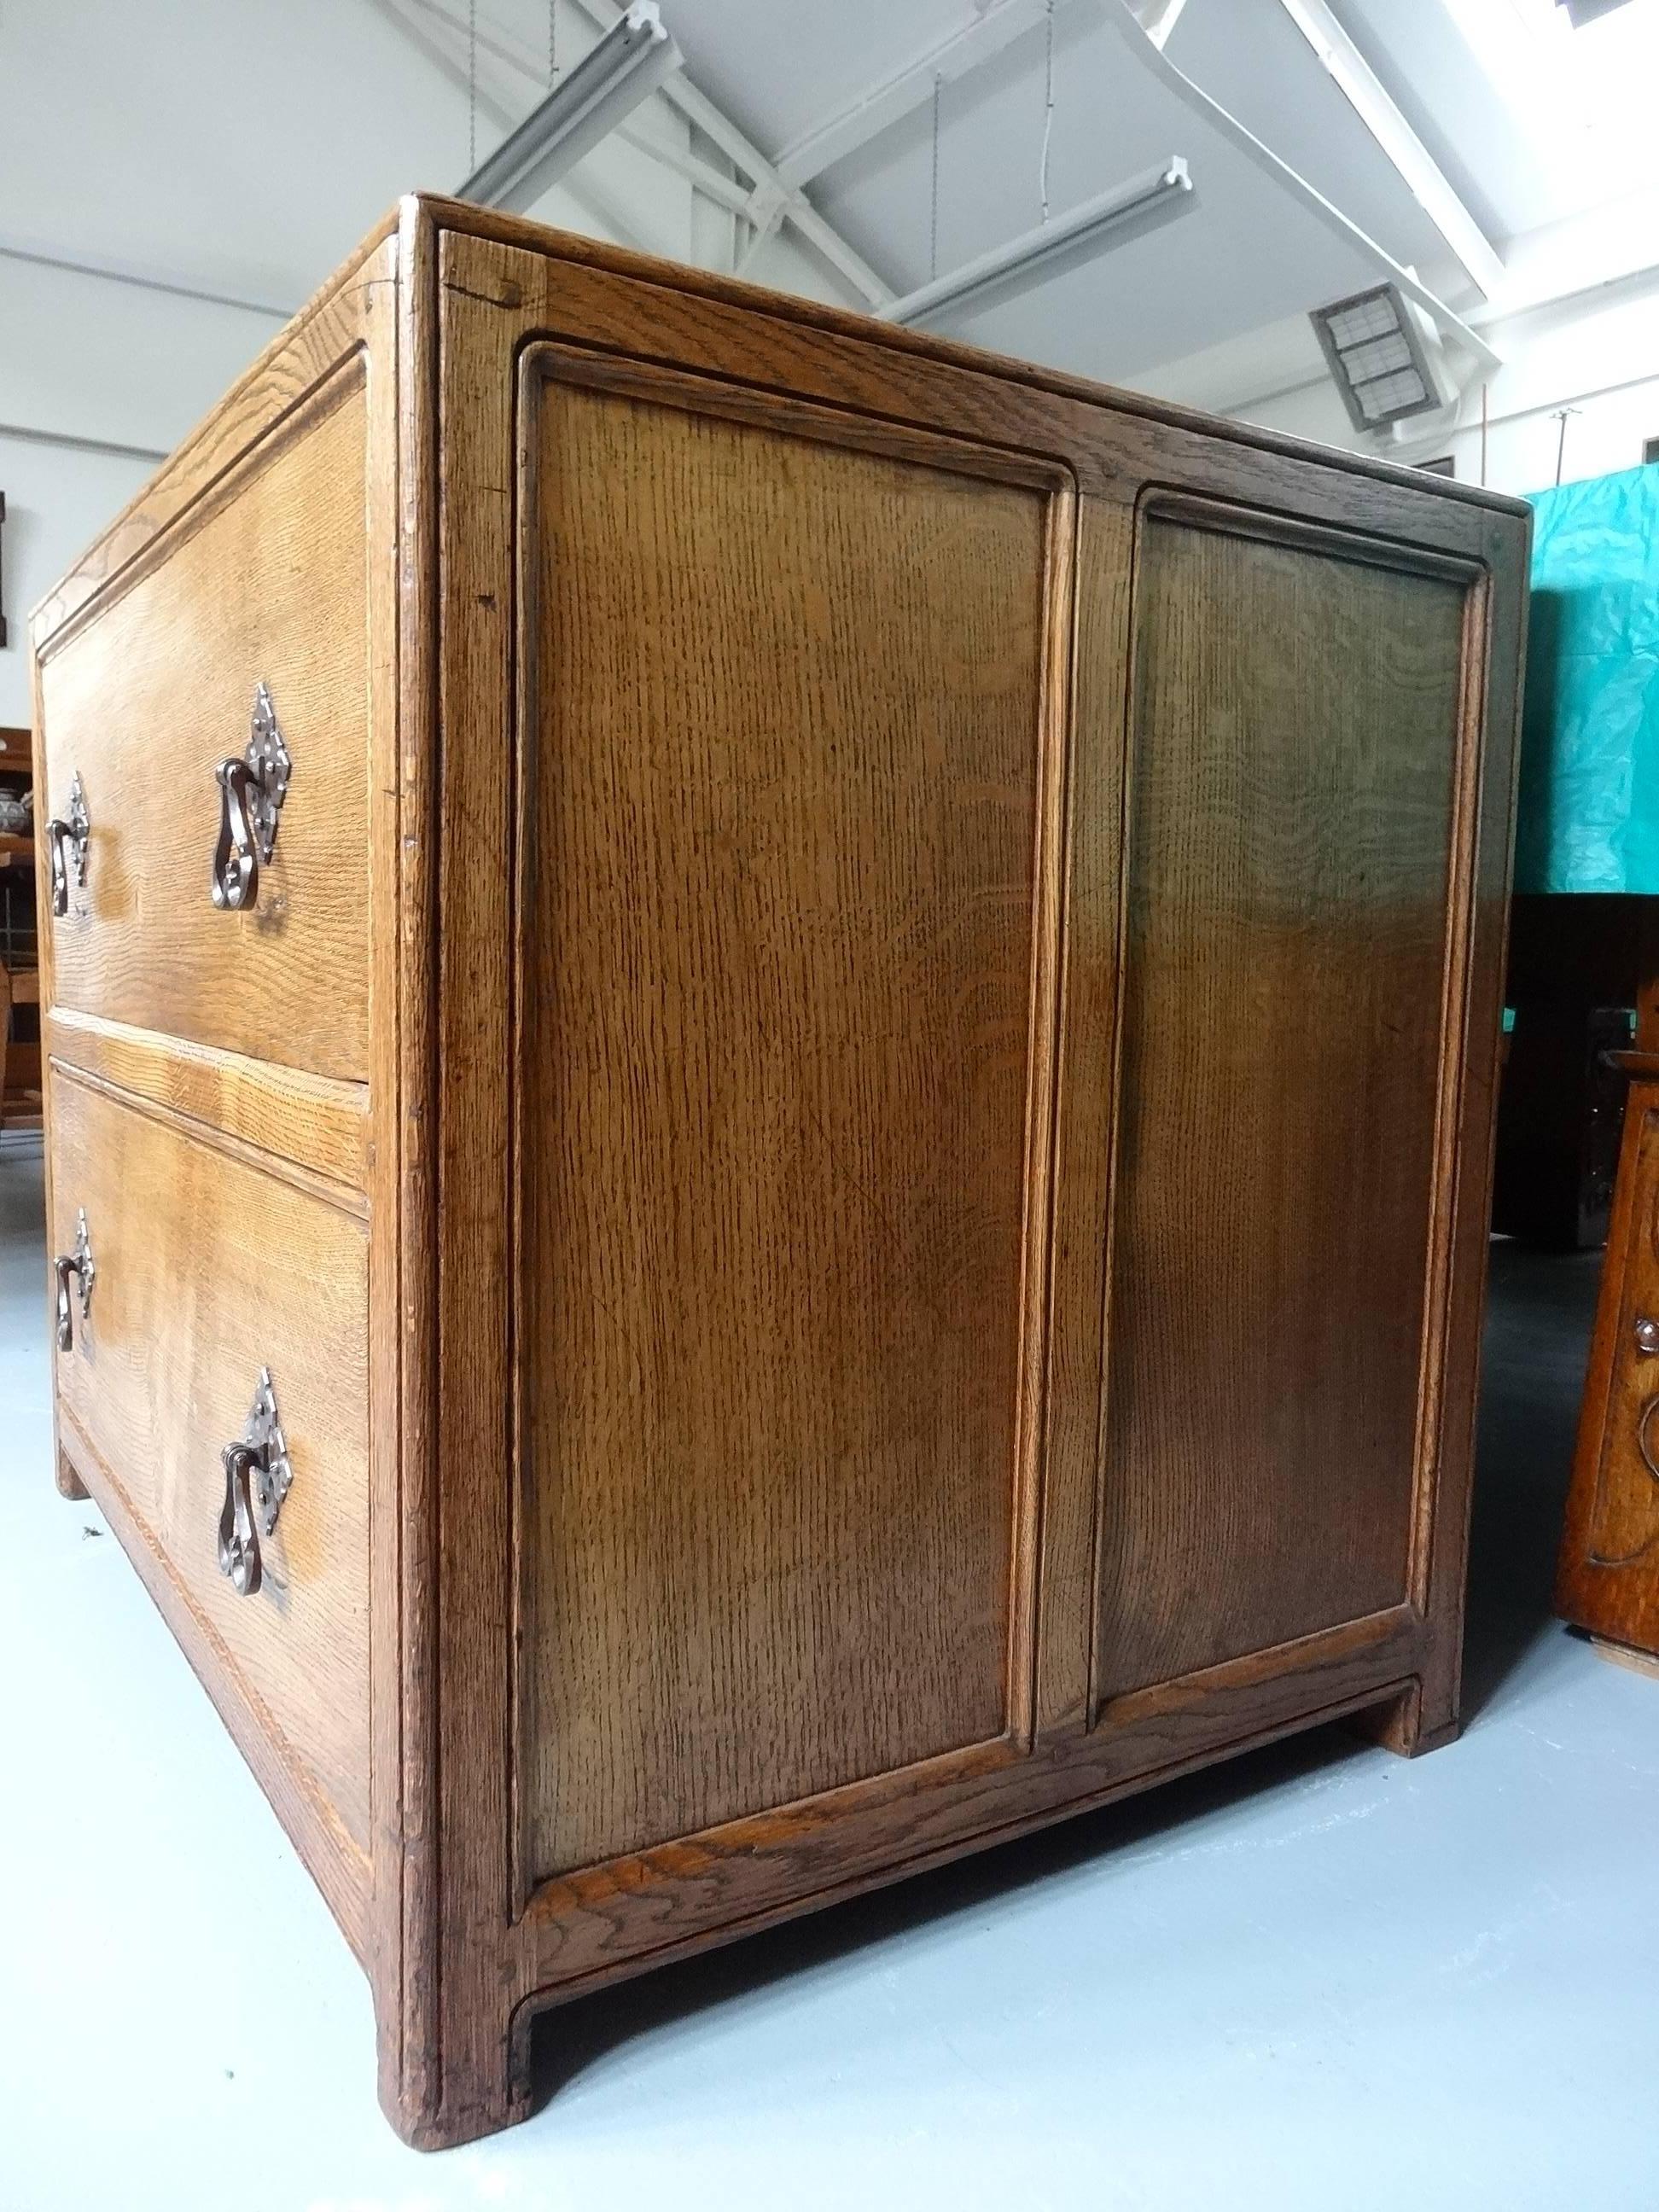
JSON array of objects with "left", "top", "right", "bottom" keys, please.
[{"left": 3, "top": 3, "right": 1657, "bottom": 2205}]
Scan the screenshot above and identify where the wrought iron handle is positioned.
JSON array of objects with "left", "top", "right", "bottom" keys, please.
[
  {"left": 210, "top": 683, "right": 291, "bottom": 914},
  {"left": 211, "top": 756, "right": 261, "bottom": 911},
  {"left": 46, "top": 771, "right": 90, "bottom": 917},
  {"left": 218, "top": 1443, "right": 265, "bottom": 1595},
  {"left": 54, "top": 1255, "right": 80, "bottom": 1351},
  {"left": 53, "top": 1209, "right": 95, "bottom": 1352},
  {"left": 215, "top": 1370, "right": 292, "bottom": 1598},
  {"left": 47, "top": 820, "right": 73, "bottom": 917}
]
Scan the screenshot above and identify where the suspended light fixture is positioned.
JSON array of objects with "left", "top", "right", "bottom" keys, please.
[
  {"left": 457, "top": 1, "right": 682, "bottom": 214},
  {"left": 1309, "top": 282, "right": 1447, "bottom": 433},
  {"left": 880, "top": 157, "right": 1196, "bottom": 327}
]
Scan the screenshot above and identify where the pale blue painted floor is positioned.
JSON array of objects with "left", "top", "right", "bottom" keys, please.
[{"left": 3, "top": 1132, "right": 1656, "bottom": 2210}]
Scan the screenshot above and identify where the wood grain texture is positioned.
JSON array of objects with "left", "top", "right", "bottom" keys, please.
[
  {"left": 48, "top": 1071, "right": 372, "bottom": 1861},
  {"left": 514, "top": 1607, "right": 1428, "bottom": 1994},
  {"left": 422, "top": 234, "right": 527, "bottom": 2145},
  {"left": 1557, "top": 1083, "right": 1659, "bottom": 1650},
  {"left": 25, "top": 200, "right": 1532, "bottom": 2153},
  {"left": 1095, "top": 504, "right": 1473, "bottom": 1703},
  {"left": 38, "top": 367, "right": 370, "bottom": 1083},
  {"left": 1035, "top": 498, "right": 1133, "bottom": 1735},
  {"left": 44, "top": 1007, "right": 369, "bottom": 1193},
  {"left": 416, "top": 195, "right": 1527, "bottom": 532},
  {"left": 514, "top": 364, "right": 1055, "bottom": 1882},
  {"left": 374, "top": 193, "right": 449, "bottom": 2146}
]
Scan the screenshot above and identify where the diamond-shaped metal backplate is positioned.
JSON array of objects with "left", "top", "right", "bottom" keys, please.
[
  {"left": 72, "top": 1207, "right": 96, "bottom": 1319},
  {"left": 244, "top": 1365, "right": 292, "bottom": 1537},
  {"left": 244, "top": 683, "right": 292, "bottom": 866},
  {"left": 65, "top": 772, "right": 90, "bottom": 888}
]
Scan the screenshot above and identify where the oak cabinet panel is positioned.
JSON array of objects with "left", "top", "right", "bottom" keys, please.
[
  {"left": 1097, "top": 509, "right": 1475, "bottom": 1702},
  {"left": 514, "top": 372, "right": 1057, "bottom": 1881},
  {"left": 30, "top": 199, "right": 1529, "bottom": 2150}
]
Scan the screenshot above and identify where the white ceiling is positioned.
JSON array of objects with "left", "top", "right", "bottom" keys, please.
[
  {"left": 4, "top": 0, "right": 1656, "bottom": 399},
  {"left": 744, "top": 0, "right": 1471, "bottom": 377}
]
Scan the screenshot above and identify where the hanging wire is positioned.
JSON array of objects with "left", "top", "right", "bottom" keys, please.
[
  {"left": 929, "top": 72, "right": 942, "bottom": 282},
  {"left": 468, "top": 0, "right": 478, "bottom": 171},
  {"left": 550, "top": 0, "right": 558, "bottom": 84},
  {"left": 1039, "top": 0, "right": 1055, "bottom": 224}
]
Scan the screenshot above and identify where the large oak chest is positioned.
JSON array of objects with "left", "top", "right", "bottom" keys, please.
[{"left": 30, "top": 195, "right": 1530, "bottom": 2147}]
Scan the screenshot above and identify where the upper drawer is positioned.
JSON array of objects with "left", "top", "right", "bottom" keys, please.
[{"left": 36, "top": 368, "right": 370, "bottom": 1083}]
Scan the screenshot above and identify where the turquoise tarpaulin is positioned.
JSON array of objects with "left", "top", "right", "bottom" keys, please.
[{"left": 1516, "top": 464, "right": 1659, "bottom": 894}]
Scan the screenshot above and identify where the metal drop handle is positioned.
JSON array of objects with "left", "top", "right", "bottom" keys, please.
[
  {"left": 210, "top": 682, "right": 291, "bottom": 913},
  {"left": 217, "top": 1444, "right": 265, "bottom": 1596},
  {"left": 215, "top": 1369, "right": 292, "bottom": 1598},
  {"left": 53, "top": 1208, "right": 95, "bottom": 1352},
  {"left": 211, "top": 757, "right": 262, "bottom": 911}
]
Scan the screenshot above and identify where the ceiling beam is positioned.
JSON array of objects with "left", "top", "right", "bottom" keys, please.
[
  {"left": 1273, "top": 0, "right": 1505, "bottom": 300},
  {"left": 378, "top": 0, "right": 892, "bottom": 303},
  {"left": 771, "top": 0, "right": 1086, "bottom": 191},
  {"left": 1126, "top": 0, "right": 1190, "bottom": 47},
  {"left": 1106, "top": 0, "right": 1499, "bottom": 370},
  {"left": 561, "top": 0, "right": 894, "bottom": 301}
]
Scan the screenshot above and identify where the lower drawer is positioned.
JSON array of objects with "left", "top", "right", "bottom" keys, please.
[{"left": 48, "top": 1070, "right": 371, "bottom": 1904}]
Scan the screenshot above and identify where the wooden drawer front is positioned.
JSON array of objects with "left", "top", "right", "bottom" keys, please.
[
  {"left": 38, "top": 369, "right": 370, "bottom": 1083},
  {"left": 49, "top": 1074, "right": 370, "bottom": 1863}
]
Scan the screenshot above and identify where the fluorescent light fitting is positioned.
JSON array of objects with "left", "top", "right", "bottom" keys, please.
[
  {"left": 880, "top": 156, "right": 1196, "bottom": 326},
  {"left": 1309, "top": 282, "right": 1446, "bottom": 433},
  {"left": 457, "top": 1, "right": 681, "bottom": 213}
]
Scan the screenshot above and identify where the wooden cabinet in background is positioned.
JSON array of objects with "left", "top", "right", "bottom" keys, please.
[
  {"left": 30, "top": 196, "right": 1531, "bottom": 2148},
  {"left": 1557, "top": 1062, "right": 1659, "bottom": 1656}
]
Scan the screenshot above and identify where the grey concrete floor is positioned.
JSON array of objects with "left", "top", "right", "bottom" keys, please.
[{"left": 2, "top": 1132, "right": 1655, "bottom": 2210}]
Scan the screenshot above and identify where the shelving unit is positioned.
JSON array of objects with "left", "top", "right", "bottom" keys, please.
[{"left": 0, "top": 728, "right": 40, "bottom": 1129}]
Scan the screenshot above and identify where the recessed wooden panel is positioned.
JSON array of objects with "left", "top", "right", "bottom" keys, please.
[
  {"left": 49, "top": 1074, "right": 370, "bottom": 1858},
  {"left": 1095, "top": 509, "right": 1470, "bottom": 1703},
  {"left": 39, "top": 370, "right": 370, "bottom": 1083},
  {"left": 514, "top": 371, "right": 1054, "bottom": 1882}
]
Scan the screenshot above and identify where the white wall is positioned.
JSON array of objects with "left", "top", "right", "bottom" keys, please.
[
  {"left": 0, "top": 252, "right": 288, "bottom": 725},
  {"left": 0, "top": 0, "right": 864, "bottom": 727},
  {"left": 0, "top": 430, "right": 154, "bottom": 736}
]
